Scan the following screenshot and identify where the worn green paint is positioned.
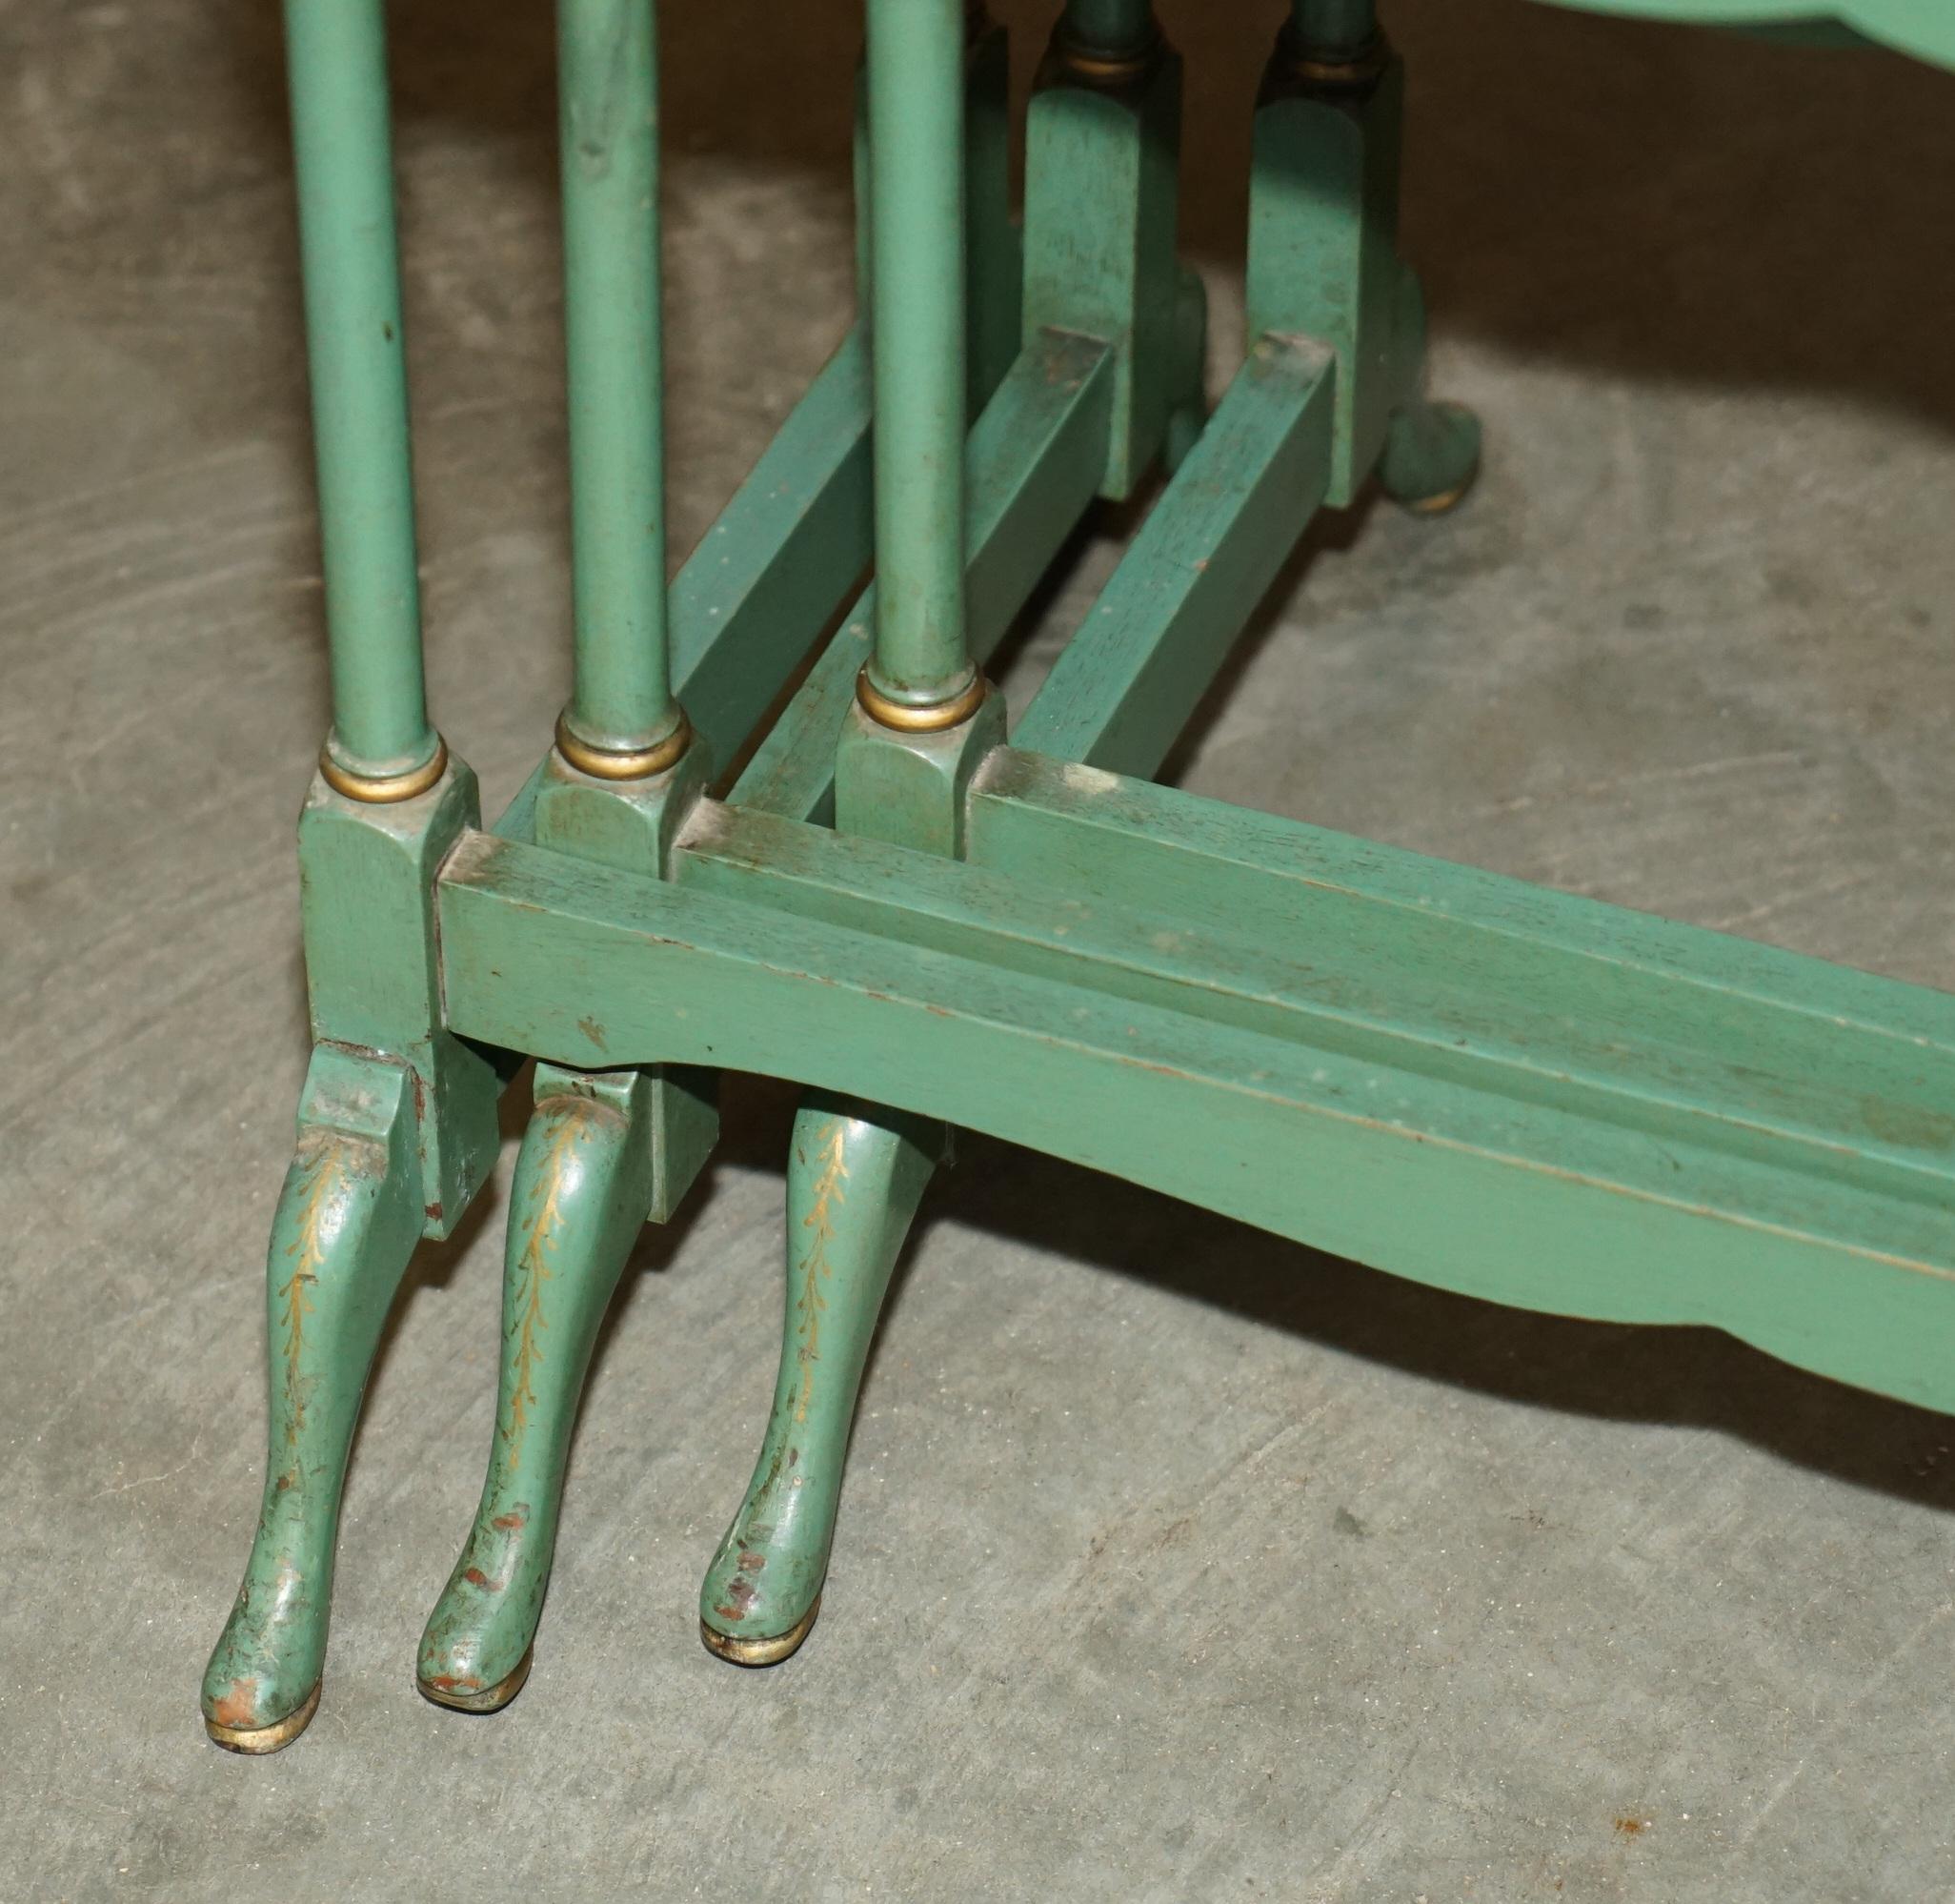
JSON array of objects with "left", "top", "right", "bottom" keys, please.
[
  {"left": 732, "top": 329, "right": 1113, "bottom": 824},
  {"left": 862, "top": 0, "right": 972, "bottom": 707},
  {"left": 671, "top": 327, "right": 874, "bottom": 780},
  {"left": 1016, "top": 334, "right": 1335, "bottom": 780},
  {"left": 487, "top": 330, "right": 877, "bottom": 842},
  {"left": 1247, "top": 39, "right": 1409, "bottom": 508},
  {"left": 534, "top": 739, "right": 706, "bottom": 880},
  {"left": 438, "top": 809, "right": 1955, "bottom": 1416},
  {"left": 413, "top": 702, "right": 713, "bottom": 1719},
  {"left": 1248, "top": 35, "right": 1477, "bottom": 512},
  {"left": 219, "top": 0, "right": 1955, "bottom": 1733},
  {"left": 706, "top": 25, "right": 1039, "bottom": 1630},
  {"left": 966, "top": 752, "right": 1955, "bottom": 1176},
  {"left": 698, "top": 1099, "right": 941, "bottom": 1656},
  {"left": 298, "top": 763, "right": 500, "bottom": 1234},
  {"left": 282, "top": 0, "right": 436, "bottom": 780},
  {"left": 490, "top": 19, "right": 1032, "bottom": 1669},
  {"left": 555, "top": 0, "right": 682, "bottom": 756},
  {"left": 741, "top": 583, "right": 1005, "bottom": 1660},
  {"left": 203, "top": 1046, "right": 423, "bottom": 1745},
  {"left": 1023, "top": 12, "right": 1182, "bottom": 499},
  {"left": 1376, "top": 269, "right": 1482, "bottom": 508},
  {"left": 532, "top": 745, "right": 719, "bottom": 1220},
  {"left": 835, "top": 691, "right": 1008, "bottom": 861},
  {"left": 715, "top": 758, "right": 1008, "bottom": 1640},
  {"left": 203, "top": 768, "right": 504, "bottom": 1750},
  {"left": 678, "top": 787, "right": 1955, "bottom": 1205},
  {"left": 1379, "top": 395, "right": 1481, "bottom": 507},
  {"left": 419, "top": 1064, "right": 658, "bottom": 1707}
]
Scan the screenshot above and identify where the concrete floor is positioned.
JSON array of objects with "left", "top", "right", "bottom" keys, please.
[{"left": 3, "top": 1, "right": 1953, "bottom": 1897}]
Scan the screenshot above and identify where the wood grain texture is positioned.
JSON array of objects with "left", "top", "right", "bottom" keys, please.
[{"left": 438, "top": 815, "right": 1955, "bottom": 1413}]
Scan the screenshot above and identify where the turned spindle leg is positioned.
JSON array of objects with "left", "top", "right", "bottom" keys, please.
[
  {"left": 418, "top": 1066, "right": 657, "bottom": 1712},
  {"left": 202, "top": 1051, "right": 422, "bottom": 1752},
  {"left": 699, "top": 1099, "right": 940, "bottom": 1664}
]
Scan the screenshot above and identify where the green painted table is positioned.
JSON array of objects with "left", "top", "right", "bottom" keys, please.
[{"left": 201, "top": 0, "right": 1955, "bottom": 1752}]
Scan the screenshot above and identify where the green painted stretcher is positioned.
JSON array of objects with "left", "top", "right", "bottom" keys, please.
[{"left": 200, "top": 0, "right": 1955, "bottom": 1752}]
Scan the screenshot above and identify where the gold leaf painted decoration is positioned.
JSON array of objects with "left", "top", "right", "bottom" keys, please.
[
  {"left": 794, "top": 1122, "right": 850, "bottom": 1426},
  {"left": 278, "top": 1140, "right": 340, "bottom": 1446},
  {"left": 501, "top": 1108, "right": 587, "bottom": 1474}
]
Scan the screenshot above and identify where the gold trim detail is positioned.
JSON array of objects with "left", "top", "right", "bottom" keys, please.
[
  {"left": 204, "top": 1679, "right": 322, "bottom": 1754},
  {"left": 417, "top": 1645, "right": 535, "bottom": 1714},
  {"left": 554, "top": 708, "right": 693, "bottom": 781},
  {"left": 1056, "top": 40, "right": 1154, "bottom": 85},
  {"left": 318, "top": 736, "right": 450, "bottom": 804},
  {"left": 699, "top": 1595, "right": 822, "bottom": 1669},
  {"left": 1401, "top": 478, "right": 1475, "bottom": 517},
  {"left": 1285, "top": 40, "right": 1390, "bottom": 90},
  {"left": 1400, "top": 457, "right": 1470, "bottom": 516},
  {"left": 854, "top": 668, "right": 989, "bottom": 735}
]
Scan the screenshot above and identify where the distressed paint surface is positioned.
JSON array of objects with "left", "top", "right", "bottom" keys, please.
[
  {"left": 281, "top": 0, "right": 438, "bottom": 780},
  {"left": 698, "top": 1102, "right": 940, "bottom": 1651},
  {"left": 861, "top": 0, "right": 972, "bottom": 704},
  {"left": 555, "top": 0, "right": 680, "bottom": 755},
  {"left": 438, "top": 817, "right": 1955, "bottom": 1415},
  {"left": 1015, "top": 334, "right": 1335, "bottom": 779},
  {"left": 732, "top": 327, "right": 1112, "bottom": 824},
  {"left": 208, "top": 0, "right": 1955, "bottom": 1745},
  {"left": 834, "top": 687, "right": 1007, "bottom": 860},
  {"left": 201, "top": 1047, "right": 421, "bottom": 1745},
  {"left": 669, "top": 327, "right": 874, "bottom": 779},
  {"left": 418, "top": 1064, "right": 657, "bottom": 1708},
  {"left": 298, "top": 761, "right": 500, "bottom": 1238},
  {"left": 1021, "top": 20, "right": 1183, "bottom": 498},
  {"left": 428, "top": 731, "right": 704, "bottom": 1698},
  {"left": 1248, "top": 45, "right": 1407, "bottom": 507}
]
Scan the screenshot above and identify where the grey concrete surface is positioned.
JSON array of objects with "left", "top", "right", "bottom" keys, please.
[{"left": 3, "top": 2, "right": 1952, "bottom": 1898}]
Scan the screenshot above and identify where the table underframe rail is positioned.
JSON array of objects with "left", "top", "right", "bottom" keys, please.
[{"left": 200, "top": 0, "right": 1942, "bottom": 1754}]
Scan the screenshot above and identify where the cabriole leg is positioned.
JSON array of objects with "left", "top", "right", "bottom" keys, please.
[
  {"left": 699, "top": 1098, "right": 941, "bottom": 1664},
  {"left": 202, "top": 1048, "right": 421, "bottom": 1753},
  {"left": 417, "top": 1064, "right": 657, "bottom": 1712}
]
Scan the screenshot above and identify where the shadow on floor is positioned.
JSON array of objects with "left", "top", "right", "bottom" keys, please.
[
  {"left": 212, "top": 0, "right": 1955, "bottom": 437},
  {"left": 543, "top": 1071, "right": 1955, "bottom": 1532}
]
